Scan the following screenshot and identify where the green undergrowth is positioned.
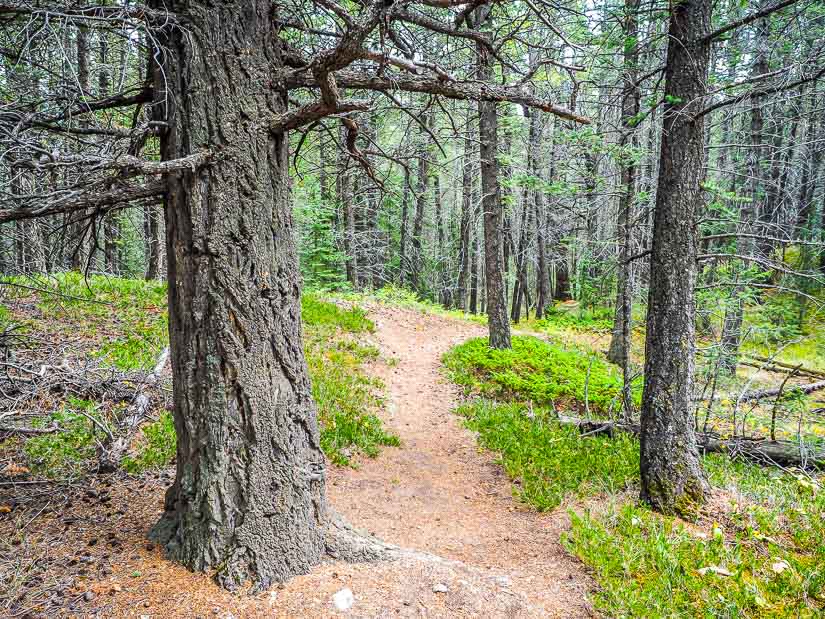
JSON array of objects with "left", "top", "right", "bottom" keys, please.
[
  {"left": 17, "top": 271, "right": 169, "bottom": 370},
  {"left": 21, "top": 398, "right": 108, "bottom": 478},
  {"left": 457, "top": 400, "right": 639, "bottom": 510},
  {"left": 533, "top": 304, "right": 614, "bottom": 333},
  {"left": 445, "top": 330, "right": 824, "bottom": 617},
  {"left": 565, "top": 456, "right": 825, "bottom": 618},
  {"left": 121, "top": 411, "right": 176, "bottom": 474},
  {"left": 302, "top": 293, "right": 400, "bottom": 466},
  {"left": 8, "top": 275, "right": 398, "bottom": 475},
  {"left": 444, "top": 335, "right": 641, "bottom": 415}
]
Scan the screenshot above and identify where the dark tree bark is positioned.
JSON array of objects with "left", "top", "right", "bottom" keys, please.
[
  {"left": 640, "top": 0, "right": 712, "bottom": 518},
  {"left": 476, "top": 21, "right": 511, "bottom": 349},
  {"left": 147, "top": 0, "right": 327, "bottom": 590}
]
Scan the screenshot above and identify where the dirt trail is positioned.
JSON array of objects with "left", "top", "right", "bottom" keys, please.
[
  {"left": 43, "top": 306, "right": 593, "bottom": 618},
  {"left": 318, "top": 305, "right": 593, "bottom": 617}
]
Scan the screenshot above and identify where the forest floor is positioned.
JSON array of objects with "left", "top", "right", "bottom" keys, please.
[{"left": 1, "top": 302, "right": 597, "bottom": 618}]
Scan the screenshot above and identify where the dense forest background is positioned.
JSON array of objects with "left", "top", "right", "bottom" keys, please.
[{"left": 2, "top": 0, "right": 825, "bottom": 616}]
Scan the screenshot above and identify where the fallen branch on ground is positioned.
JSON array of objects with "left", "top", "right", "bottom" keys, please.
[
  {"left": 558, "top": 415, "right": 825, "bottom": 468},
  {"left": 97, "top": 347, "right": 170, "bottom": 473}
]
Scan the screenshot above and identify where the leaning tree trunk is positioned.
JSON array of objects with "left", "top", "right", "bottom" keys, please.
[
  {"left": 147, "top": 0, "right": 326, "bottom": 590},
  {"left": 640, "top": 0, "right": 712, "bottom": 518}
]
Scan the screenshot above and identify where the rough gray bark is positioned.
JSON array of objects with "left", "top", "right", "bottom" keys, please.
[
  {"left": 147, "top": 0, "right": 328, "bottom": 590},
  {"left": 476, "top": 15, "right": 511, "bottom": 349},
  {"left": 639, "top": 0, "right": 712, "bottom": 518}
]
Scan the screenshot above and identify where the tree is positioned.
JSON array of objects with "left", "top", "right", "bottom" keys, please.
[
  {"left": 0, "top": 0, "right": 588, "bottom": 589},
  {"left": 639, "top": 0, "right": 713, "bottom": 517}
]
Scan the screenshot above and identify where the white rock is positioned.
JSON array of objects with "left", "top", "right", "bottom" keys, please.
[
  {"left": 333, "top": 588, "right": 355, "bottom": 612},
  {"left": 432, "top": 583, "right": 449, "bottom": 593}
]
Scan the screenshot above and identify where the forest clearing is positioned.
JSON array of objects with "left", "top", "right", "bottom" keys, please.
[{"left": 2, "top": 0, "right": 825, "bottom": 617}]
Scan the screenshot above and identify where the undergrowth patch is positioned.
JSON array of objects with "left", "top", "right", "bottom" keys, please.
[
  {"left": 565, "top": 458, "right": 825, "bottom": 618},
  {"left": 8, "top": 275, "right": 398, "bottom": 475},
  {"left": 444, "top": 335, "right": 640, "bottom": 415},
  {"left": 457, "top": 400, "right": 638, "bottom": 510}
]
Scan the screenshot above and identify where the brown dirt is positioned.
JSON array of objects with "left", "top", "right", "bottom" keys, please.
[{"left": 1, "top": 306, "right": 594, "bottom": 618}]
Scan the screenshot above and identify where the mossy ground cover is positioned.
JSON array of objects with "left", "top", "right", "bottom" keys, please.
[
  {"left": 444, "top": 334, "right": 641, "bottom": 416},
  {"left": 444, "top": 333, "right": 824, "bottom": 618},
  {"left": 2, "top": 274, "right": 398, "bottom": 477}
]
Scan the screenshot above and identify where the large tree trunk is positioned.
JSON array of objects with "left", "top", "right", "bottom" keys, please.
[
  {"left": 147, "top": 0, "right": 326, "bottom": 590},
  {"left": 477, "top": 33, "right": 511, "bottom": 348},
  {"left": 640, "top": 0, "right": 712, "bottom": 518}
]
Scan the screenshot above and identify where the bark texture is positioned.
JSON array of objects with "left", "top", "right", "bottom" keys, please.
[
  {"left": 476, "top": 28, "right": 511, "bottom": 349},
  {"left": 147, "top": 0, "right": 326, "bottom": 590},
  {"left": 639, "top": 0, "right": 711, "bottom": 518}
]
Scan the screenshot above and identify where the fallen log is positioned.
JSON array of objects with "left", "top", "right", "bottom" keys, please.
[
  {"left": 97, "top": 347, "right": 169, "bottom": 473},
  {"left": 743, "top": 355, "right": 825, "bottom": 379},
  {"left": 739, "top": 360, "right": 821, "bottom": 380},
  {"left": 558, "top": 415, "right": 825, "bottom": 468},
  {"left": 738, "top": 379, "right": 825, "bottom": 403}
]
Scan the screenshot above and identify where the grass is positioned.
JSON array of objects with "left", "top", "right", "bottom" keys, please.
[
  {"left": 7, "top": 274, "right": 398, "bottom": 475},
  {"left": 334, "top": 284, "right": 488, "bottom": 325},
  {"left": 121, "top": 411, "right": 176, "bottom": 474},
  {"left": 443, "top": 325, "right": 824, "bottom": 618},
  {"left": 444, "top": 335, "right": 640, "bottom": 415},
  {"left": 21, "top": 398, "right": 106, "bottom": 478},
  {"left": 564, "top": 457, "right": 825, "bottom": 618},
  {"left": 457, "top": 400, "right": 639, "bottom": 510},
  {"left": 302, "top": 292, "right": 400, "bottom": 466}
]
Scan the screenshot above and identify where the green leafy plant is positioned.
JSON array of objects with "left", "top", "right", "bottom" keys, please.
[
  {"left": 565, "top": 458, "right": 825, "bottom": 618},
  {"left": 444, "top": 335, "right": 640, "bottom": 415},
  {"left": 22, "top": 399, "right": 104, "bottom": 478},
  {"left": 122, "top": 411, "right": 177, "bottom": 473},
  {"left": 458, "top": 400, "right": 639, "bottom": 510}
]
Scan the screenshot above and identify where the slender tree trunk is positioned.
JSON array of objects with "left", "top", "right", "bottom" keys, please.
[
  {"left": 410, "top": 110, "right": 431, "bottom": 293},
  {"left": 607, "top": 0, "right": 640, "bottom": 372},
  {"left": 147, "top": 0, "right": 327, "bottom": 589},
  {"left": 639, "top": 0, "right": 711, "bottom": 518},
  {"left": 399, "top": 169, "right": 411, "bottom": 287},
  {"left": 477, "top": 33, "right": 511, "bottom": 348},
  {"left": 719, "top": 3, "right": 769, "bottom": 375},
  {"left": 456, "top": 124, "right": 474, "bottom": 310},
  {"left": 98, "top": 33, "right": 119, "bottom": 275}
]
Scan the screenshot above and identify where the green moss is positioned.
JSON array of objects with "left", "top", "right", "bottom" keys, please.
[{"left": 444, "top": 335, "right": 641, "bottom": 415}]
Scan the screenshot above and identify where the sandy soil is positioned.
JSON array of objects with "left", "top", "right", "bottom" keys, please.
[{"left": 1, "top": 306, "right": 594, "bottom": 618}]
